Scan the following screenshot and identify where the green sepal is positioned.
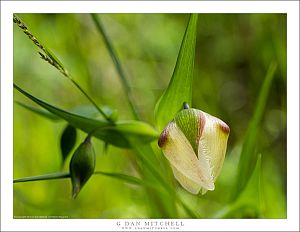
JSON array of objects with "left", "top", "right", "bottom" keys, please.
[{"left": 174, "top": 109, "right": 201, "bottom": 154}]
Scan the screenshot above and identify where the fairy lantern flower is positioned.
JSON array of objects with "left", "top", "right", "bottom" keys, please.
[{"left": 158, "top": 103, "right": 230, "bottom": 195}]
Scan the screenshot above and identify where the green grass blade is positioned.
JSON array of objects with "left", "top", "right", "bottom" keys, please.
[
  {"left": 133, "top": 143, "right": 200, "bottom": 218},
  {"left": 14, "top": 171, "right": 143, "bottom": 186},
  {"left": 133, "top": 143, "right": 172, "bottom": 192},
  {"left": 133, "top": 143, "right": 178, "bottom": 218},
  {"left": 154, "top": 14, "right": 198, "bottom": 131},
  {"left": 14, "top": 84, "right": 159, "bottom": 148},
  {"left": 15, "top": 101, "right": 61, "bottom": 121},
  {"left": 14, "top": 14, "right": 111, "bottom": 121},
  {"left": 14, "top": 172, "right": 70, "bottom": 183},
  {"left": 179, "top": 200, "right": 201, "bottom": 218},
  {"left": 16, "top": 102, "right": 117, "bottom": 121},
  {"left": 231, "top": 63, "right": 277, "bottom": 201},
  {"left": 214, "top": 154, "right": 263, "bottom": 218},
  {"left": 91, "top": 14, "right": 139, "bottom": 120}
]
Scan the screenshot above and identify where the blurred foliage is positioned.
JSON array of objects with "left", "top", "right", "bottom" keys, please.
[{"left": 13, "top": 13, "right": 286, "bottom": 218}]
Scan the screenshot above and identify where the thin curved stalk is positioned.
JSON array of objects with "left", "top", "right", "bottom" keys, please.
[
  {"left": 13, "top": 171, "right": 141, "bottom": 185},
  {"left": 91, "top": 14, "right": 139, "bottom": 120}
]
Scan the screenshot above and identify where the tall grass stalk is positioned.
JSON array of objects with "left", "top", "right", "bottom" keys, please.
[
  {"left": 13, "top": 14, "right": 112, "bottom": 122},
  {"left": 91, "top": 14, "right": 140, "bottom": 120}
]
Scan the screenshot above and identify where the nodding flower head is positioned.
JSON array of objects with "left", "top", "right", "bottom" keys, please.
[{"left": 158, "top": 106, "right": 230, "bottom": 195}]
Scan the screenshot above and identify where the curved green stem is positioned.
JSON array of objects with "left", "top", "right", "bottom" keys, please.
[
  {"left": 14, "top": 171, "right": 141, "bottom": 185},
  {"left": 70, "top": 78, "right": 113, "bottom": 122},
  {"left": 91, "top": 14, "right": 140, "bottom": 120}
]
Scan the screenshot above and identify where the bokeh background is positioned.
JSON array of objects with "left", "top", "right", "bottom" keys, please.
[{"left": 13, "top": 13, "right": 286, "bottom": 218}]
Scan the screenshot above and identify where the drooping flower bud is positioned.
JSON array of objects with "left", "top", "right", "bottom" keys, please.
[
  {"left": 158, "top": 105, "right": 230, "bottom": 195},
  {"left": 70, "top": 135, "right": 96, "bottom": 199}
]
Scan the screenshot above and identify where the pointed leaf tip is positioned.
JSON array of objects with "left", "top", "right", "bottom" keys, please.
[{"left": 154, "top": 14, "right": 198, "bottom": 131}]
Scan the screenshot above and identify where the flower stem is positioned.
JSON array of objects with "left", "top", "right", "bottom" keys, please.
[
  {"left": 69, "top": 78, "right": 113, "bottom": 122},
  {"left": 13, "top": 172, "right": 70, "bottom": 183},
  {"left": 91, "top": 14, "right": 140, "bottom": 120}
]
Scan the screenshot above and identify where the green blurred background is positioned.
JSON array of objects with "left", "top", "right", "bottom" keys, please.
[{"left": 13, "top": 13, "right": 286, "bottom": 218}]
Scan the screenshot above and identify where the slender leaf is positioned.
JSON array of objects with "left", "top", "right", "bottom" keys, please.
[
  {"left": 15, "top": 101, "right": 60, "bottom": 121},
  {"left": 133, "top": 142, "right": 199, "bottom": 218},
  {"left": 60, "top": 124, "right": 77, "bottom": 163},
  {"left": 180, "top": 200, "right": 201, "bottom": 219},
  {"left": 17, "top": 102, "right": 118, "bottom": 122},
  {"left": 13, "top": 172, "right": 70, "bottom": 183},
  {"left": 231, "top": 63, "right": 277, "bottom": 200},
  {"left": 130, "top": 141, "right": 176, "bottom": 217},
  {"left": 14, "top": 84, "right": 159, "bottom": 148},
  {"left": 213, "top": 154, "right": 263, "bottom": 218},
  {"left": 14, "top": 14, "right": 112, "bottom": 121},
  {"left": 154, "top": 14, "right": 198, "bottom": 131}
]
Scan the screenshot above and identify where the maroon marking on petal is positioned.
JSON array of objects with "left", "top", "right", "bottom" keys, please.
[
  {"left": 218, "top": 121, "right": 230, "bottom": 134},
  {"left": 195, "top": 111, "right": 206, "bottom": 157},
  {"left": 198, "top": 111, "right": 206, "bottom": 139},
  {"left": 158, "top": 123, "right": 172, "bottom": 147}
]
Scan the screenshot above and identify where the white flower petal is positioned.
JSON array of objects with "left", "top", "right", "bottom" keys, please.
[
  {"left": 158, "top": 121, "right": 214, "bottom": 191},
  {"left": 158, "top": 107, "right": 230, "bottom": 195},
  {"left": 171, "top": 164, "right": 202, "bottom": 194},
  {"left": 199, "top": 112, "right": 230, "bottom": 180}
]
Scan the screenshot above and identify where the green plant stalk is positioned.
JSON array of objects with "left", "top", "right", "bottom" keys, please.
[
  {"left": 13, "top": 168, "right": 198, "bottom": 218},
  {"left": 213, "top": 154, "right": 263, "bottom": 218},
  {"left": 14, "top": 84, "right": 159, "bottom": 148},
  {"left": 13, "top": 14, "right": 111, "bottom": 122},
  {"left": 13, "top": 172, "right": 70, "bottom": 183},
  {"left": 92, "top": 14, "right": 198, "bottom": 218},
  {"left": 231, "top": 62, "right": 277, "bottom": 201},
  {"left": 15, "top": 14, "right": 198, "bottom": 218},
  {"left": 91, "top": 14, "right": 139, "bottom": 120},
  {"left": 131, "top": 142, "right": 176, "bottom": 218},
  {"left": 69, "top": 78, "right": 112, "bottom": 122},
  {"left": 14, "top": 171, "right": 141, "bottom": 185},
  {"left": 91, "top": 14, "right": 183, "bottom": 215},
  {"left": 133, "top": 143, "right": 200, "bottom": 218}
]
